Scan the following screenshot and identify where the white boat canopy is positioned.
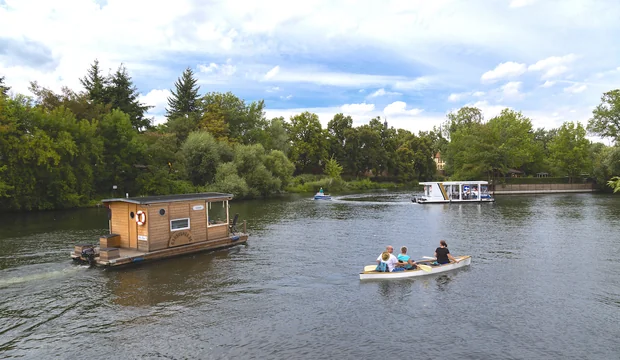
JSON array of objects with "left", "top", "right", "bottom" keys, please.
[{"left": 419, "top": 180, "right": 489, "bottom": 185}]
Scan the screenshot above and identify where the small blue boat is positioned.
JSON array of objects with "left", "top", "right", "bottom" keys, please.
[{"left": 314, "top": 193, "right": 332, "bottom": 200}]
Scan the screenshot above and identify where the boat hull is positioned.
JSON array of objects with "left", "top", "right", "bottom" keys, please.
[
  {"left": 359, "top": 256, "right": 471, "bottom": 280},
  {"left": 314, "top": 195, "right": 332, "bottom": 200},
  {"left": 412, "top": 197, "right": 495, "bottom": 204},
  {"left": 71, "top": 234, "right": 248, "bottom": 267}
]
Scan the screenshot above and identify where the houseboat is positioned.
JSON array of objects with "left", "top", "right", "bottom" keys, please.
[
  {"left": 412, "top": 181, "right": 495, "bottom": 204},
  {"left": 71, "top": 193, "right": 248, "bottom": 267}
]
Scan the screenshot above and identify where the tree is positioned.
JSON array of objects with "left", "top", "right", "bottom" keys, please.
[
  {"left": 324, "top": 155, "right": 343, "bottom": 180},
  {"left": 287, "top": 112, "right": 328, "bottom": 174},
  {"left": 327, "top": 113, "right": 353, "bottom": 167},
  {"left": 262, "top": 117, "right": 290, "bottom": 154},
  {"left": 180, "top": 130, "right": 230, "bottom": 185},
  {"left": 548, "top": 122, "right": 590, "bottom": 182},
  {"left": 166, "top": 67, "right": 201, "bottom": 119},
  {"left": 588, "top": 89, "right": 620, "bottom": 143},
  {"left": 107, "top": 64, "right": 152, "bottom": 132},
  {"left": 0, "top": 76, "right": 10, "bottom": 97},
  {"left": 200, "top": 92, "right": 267, "bottom": 144},
  {"left": 80, "top": 59, "right": 109, "bottom": 104}
]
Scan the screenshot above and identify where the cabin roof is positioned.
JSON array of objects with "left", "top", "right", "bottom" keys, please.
[
  {"left": 101, "top": 192, "right": 233, "bottom": 205},
  {"left": 419, "top": 181, "right": 489, "bottom": 185}
]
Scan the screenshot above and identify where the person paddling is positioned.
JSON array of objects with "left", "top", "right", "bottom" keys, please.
[
  {"left": 397, "top": 246, "right": 418, "bottom": 270},
  {"left": 434, "top": 240, "right": 459, "bottom": 265}
]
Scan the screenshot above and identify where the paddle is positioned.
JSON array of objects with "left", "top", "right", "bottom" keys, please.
[
  {"left": 423, "top": 256, "right": 436, "bottom": 260},
  {"left": 364, "top": 265, "right": 377, "bottom": 272}
]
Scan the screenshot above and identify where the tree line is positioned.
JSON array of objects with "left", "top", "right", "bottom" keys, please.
[{"left": 1, "top": 62, "right": 619, "bottom": 211}]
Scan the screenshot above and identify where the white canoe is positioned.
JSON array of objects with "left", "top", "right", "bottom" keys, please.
[{"left": 359, "top": 256, "right": 471, "bottom": 280}]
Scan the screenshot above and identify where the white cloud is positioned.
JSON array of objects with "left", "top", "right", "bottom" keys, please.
[
  {"left": 528, "top": 54, "right": 576, "bottom": 79},
  {"left": 368, "top": 88, "right": 401, "bottom": 97},
  {"left": 563, "top": 83, "right": 587, "bottom": 93},
  {"left": 383, "top": 101, "right": 423, "bottom": 116},
  {"left": 341, "top": 102, "right": 375, "bottom": 114},
  {"left": 263, "top": 65, "right": 280, "bottom": 80},
  {"left": 509, "top": 0, "right": 538, "bottom": 8},
  {"left": 481, "top": 62, "right": 527, "bottom": 83},
  {"left": 266, "top": 86, "right": 280, "bottom": 92},
  {"left": 139, "top": 89, "right": 170, "bottom": 111},
  {"left": 198, "top": 59, "right": 237, "bottom": 76},
  {"left": 260, "top": 66, "right": 425, "bottom": 88},
  {"left": 541, "top": 80, "right": 555, "bottom": 87},
  {"left": 463, "top": 100, "right": 509, "bottom": 119},
  {"left": 448, "top": 93, "right": 466, "bottom": 102},
  {"left": 500, "top": 81, "right": 522, "bottom": 99},
  {"left": 280, "top": 94, "right": 292, "bottom": 100},
  {"left": 448, "top": 91, "right": 485, "bottom": 102}
]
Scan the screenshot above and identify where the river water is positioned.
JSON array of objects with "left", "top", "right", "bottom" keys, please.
[{"left": 0, "top": 192, "right": 619, "bottom": 359}]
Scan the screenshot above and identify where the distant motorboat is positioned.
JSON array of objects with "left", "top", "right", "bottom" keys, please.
[{"left": 314, "top": 192, "right": 332, "bottom": 200}]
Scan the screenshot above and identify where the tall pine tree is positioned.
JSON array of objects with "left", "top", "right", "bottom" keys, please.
[
  {"left": 80, "top": 59, "right": 109, "bottom": 104},
  {"left": 166, "top": 67, "right": 200, "bottom": 118},
  {"left": 0, "top": 76, "right": 10, "bottom": 97},
  {"left": 107, "top": 64, "right": 152, "bottom": 132}
]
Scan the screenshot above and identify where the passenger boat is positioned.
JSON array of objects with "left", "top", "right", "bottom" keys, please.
[
  {"left": 359, "top": 256, "right": 471, "bottom": 280},
  {"left": 71, "top": 193, "right": 248, "bottom": 267},
  {"left": 412, "top": 181, "right": 495, "bottom": 204}
]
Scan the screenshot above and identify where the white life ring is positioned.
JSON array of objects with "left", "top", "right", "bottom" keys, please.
[{"left": 136, "top": 210, "right": 146, "bottom": 226}]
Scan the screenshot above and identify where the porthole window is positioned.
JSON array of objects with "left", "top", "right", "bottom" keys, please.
[
  {"left": 159, "top": 209, "right": 166, "bottom": 216},
  {"left": 130, "top": 211, "right": 135, "bottom": 219}
]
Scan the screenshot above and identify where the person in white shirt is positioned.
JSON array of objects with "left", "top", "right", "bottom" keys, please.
[{"left": 376, "top": 245, "right": 399, "bottom": 272}]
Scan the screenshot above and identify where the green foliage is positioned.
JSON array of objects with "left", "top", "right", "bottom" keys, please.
[
  {"left": 107, "top": 64, "right": 152, "bottom": 132},
  {"left": 588, "top": 89, "right": 620, "bottom": 143},
  {"left": 288, "top": 111, "right": 328, "bottom": 174},
  {"left": 166, "top": 67, "right": 201, "bottom": 119},
  {"left": 4, "top": 61, "right": 620, "bottom": 211},
  {"left": 324, "top": 155, "right": 343, "bottom": 179},
  {"left": 0, "top": 76, "right": 10, "bottom": 97},
  {"left": 264, "top": 150, "right": 295, "bottom": 187},
  {"left": 181, "top": 130, "right": 230, "bottom": 186},
  {"left": 607, "top": 176, "right": 620, "bottom": 193},
  {"left": 80, "top": 59, "right": 109, "bottom": 105},
  {"left": 209, "top": 162, "right": 250, "bottom": 197},
  {"left": 548, "top": 122, "right": 590, "bottom": 182},
  {"left": 200, "top": 92, "right": 267, "bottom": 144}
]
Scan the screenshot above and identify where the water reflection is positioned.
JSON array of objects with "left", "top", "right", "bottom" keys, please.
[
  {"left": 376, "top": 279, "right": 415, "bottom": 299},
  {"left": 105, "top": 248, "right": 239, "bottom": 307}
]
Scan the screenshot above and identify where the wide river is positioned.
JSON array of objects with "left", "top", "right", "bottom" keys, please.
[{"left": 1, "top": 192, "right": 619, "bottom": 359}]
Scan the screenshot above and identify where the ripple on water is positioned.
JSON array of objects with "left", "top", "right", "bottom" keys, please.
[{"left": 0, "top": 192, "right": 619, "bottom": 359}]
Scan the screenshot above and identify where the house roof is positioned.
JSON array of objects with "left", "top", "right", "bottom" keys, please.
[{"left": 102, "top": 192, "right": 234, "bottom": 205}]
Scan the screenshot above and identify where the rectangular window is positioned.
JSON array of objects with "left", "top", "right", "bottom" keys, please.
[{"left": 170, "top": 218, "right": 190, "bottom": 231}]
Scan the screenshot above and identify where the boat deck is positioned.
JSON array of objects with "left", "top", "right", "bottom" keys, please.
[{"left": 72, "top": 233, "right": 249, "bottom": 267}]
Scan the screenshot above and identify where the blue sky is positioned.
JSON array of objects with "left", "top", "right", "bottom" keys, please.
[{"left": 1, "top": 0, "right": 619, "bottom": 140}]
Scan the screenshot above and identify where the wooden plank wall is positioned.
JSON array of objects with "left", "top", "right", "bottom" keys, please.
[
  {"left": 189, "top": 201, "right": 207, "bottom": 242},
  {"left": 208, "top": 225, "right": 227, "bottom": 240},
  {"left": 109, "top": 202, "right": 129, "bottom": 248},
  {"left": 148, "top": 203, "right": 169, "bottom": 251},
  {"left": 137, "top": 205, "right": 149, "bottom": 252}
]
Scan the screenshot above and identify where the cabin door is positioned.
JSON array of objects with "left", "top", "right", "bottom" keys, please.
[{"left": 129, "top": 204, "right": 138, "bottom": 249}]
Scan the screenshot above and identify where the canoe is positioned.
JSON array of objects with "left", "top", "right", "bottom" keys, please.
[{"left": 359, "top": 256, "right": 471, "bottom": 280}]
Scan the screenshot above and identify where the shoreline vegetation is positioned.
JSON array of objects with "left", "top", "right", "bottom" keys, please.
[{"left": 1, "top": 62, "right": 619, "bottom": 212}]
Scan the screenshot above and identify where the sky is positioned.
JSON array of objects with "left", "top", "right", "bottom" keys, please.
[{"left": 1, "top": 0, "right": 619, "bottom": 140}]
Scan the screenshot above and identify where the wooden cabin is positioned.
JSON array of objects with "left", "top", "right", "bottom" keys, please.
[{"left": 72, "top": 193, "right": 248, "bottom": 267}]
